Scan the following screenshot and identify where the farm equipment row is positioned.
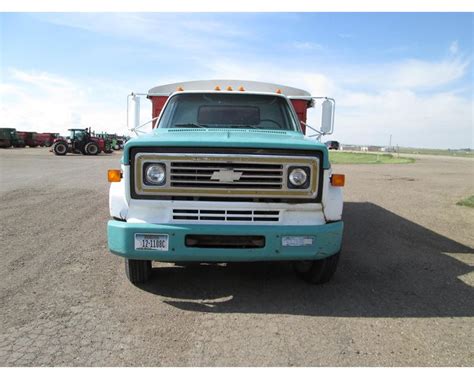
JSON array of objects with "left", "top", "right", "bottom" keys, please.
[
  {"left": 0, "top": 129, "right": 59, "bottom": 148},
  {"left": 0, "top": 127, "right": 129, "bottom": 155}
]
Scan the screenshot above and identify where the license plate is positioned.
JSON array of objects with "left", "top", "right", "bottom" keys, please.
[
  {"left": 134, "top": 234, "right": 169, "bottom": 251},
  {"left": 282, "top": 236, "right": 314, "bottom": 247}
]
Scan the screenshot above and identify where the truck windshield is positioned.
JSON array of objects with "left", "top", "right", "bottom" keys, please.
[{"left": 158, "top": 93, "right": 300, "bottom": 131}]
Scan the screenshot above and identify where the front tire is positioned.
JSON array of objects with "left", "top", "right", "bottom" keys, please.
[
  {"left": 53, "top": 141, "right": 68, "bottom": 155},
  {"left": 125, "top": 259, "right": 152, "bottom": 284},
  {"left": 85, "top": 142, "right": 99, "bottom": 155},
  {"left": 294, "top": 252, "right": 340, "bottom": 284}
]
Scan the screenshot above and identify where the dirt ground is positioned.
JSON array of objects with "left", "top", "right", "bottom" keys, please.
[{"left": 0, "top": 148, "right": 473, "bottom": 366}]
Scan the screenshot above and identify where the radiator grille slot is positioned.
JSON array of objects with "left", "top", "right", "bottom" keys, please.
[
  {"left": 185, "top": 234, "right": 265, "bottom": 249},
  {"left": 173, "top": 209, "right": 280, "bottom": 222}
]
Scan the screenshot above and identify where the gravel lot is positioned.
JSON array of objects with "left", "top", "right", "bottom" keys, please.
[{"left": 0, "top": 148, "right": 473, "bottom": 366}]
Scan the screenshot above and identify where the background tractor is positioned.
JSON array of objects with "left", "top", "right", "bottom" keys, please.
[
  {"left": 52, "top": 128, "right": 113, "bottom": 156},
  {"left": 95, "top": 132, "right": 118, "bottom": 151}
]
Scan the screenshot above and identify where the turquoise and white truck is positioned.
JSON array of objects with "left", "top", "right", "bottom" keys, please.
[{"left": 107, "top": 80, "right": 344, "bottom": 285}]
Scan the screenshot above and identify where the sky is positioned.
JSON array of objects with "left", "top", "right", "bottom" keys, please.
[{"left": 0, "top": 12, "right": 473, "bottom": 148}]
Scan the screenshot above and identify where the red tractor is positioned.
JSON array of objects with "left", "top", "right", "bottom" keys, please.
[{"left": 52, "top": 128, "right": 112, "bottom": 156}]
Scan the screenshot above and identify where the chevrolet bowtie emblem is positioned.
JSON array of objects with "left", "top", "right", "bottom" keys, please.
[{"left": 210, "top": 169, "right": 243, "bottom": 183}]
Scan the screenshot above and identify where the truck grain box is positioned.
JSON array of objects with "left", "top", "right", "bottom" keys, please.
[
  {"left": 107, "top": 80, "right": 344, "bottom": 285},
  {"left": 0, "top": 128, "right": 26, "bottom": 148},
  {"left": 36, "top": 132, "right": 59, "bottom": 147},
  {"left": 17, "top": 131, "right": 38, "bottom": 148}
]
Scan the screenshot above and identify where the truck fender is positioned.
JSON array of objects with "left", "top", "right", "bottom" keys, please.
[
  {"left": 109, "top": 180, "right": 129, "bottom": 220},
  {"left": 321, "top": 169, "right": 343, "bottom": 222}
]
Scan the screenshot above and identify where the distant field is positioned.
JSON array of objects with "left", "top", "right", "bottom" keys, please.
[
  {"left": 329, "top": 151, "right": 415, "bottom": 164},
  {"left": 398, "top": 147, "right": 474, "bottom": 158}
]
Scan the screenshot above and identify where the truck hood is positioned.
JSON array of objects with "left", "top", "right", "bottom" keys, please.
[{"left": 122, "top": 129, "right": 330, "bottom": 168}]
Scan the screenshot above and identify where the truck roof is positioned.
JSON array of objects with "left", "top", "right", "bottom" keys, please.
[{"left": 148, "top": 80, "right": 312, "bottom": 99}]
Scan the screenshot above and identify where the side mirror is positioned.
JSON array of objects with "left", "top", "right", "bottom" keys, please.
[
  {"left": 127, "top": 93, "right": 141, "bottom": 130},
  {"left": 321, "top": 98, "right": 335, "bottom": 134}
]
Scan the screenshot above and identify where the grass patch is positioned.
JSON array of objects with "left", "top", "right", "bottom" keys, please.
[
  {"left": 457, "top": 195, "right": 474, "bottom": 208},
  {"left": 398, "top": 147, "right": 474, "bottom": 158},
  {"left": 329, "top": 151, "right": 415, "bottom": 164}
]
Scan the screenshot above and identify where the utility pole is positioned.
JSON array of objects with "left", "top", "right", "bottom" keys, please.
[{"left": 389, "top": 134, "right": 392, "bottom": 151}]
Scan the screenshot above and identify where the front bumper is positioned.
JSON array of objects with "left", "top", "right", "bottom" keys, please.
[{"left": 107, "top": 220, "right": 343, "bottom": 262}]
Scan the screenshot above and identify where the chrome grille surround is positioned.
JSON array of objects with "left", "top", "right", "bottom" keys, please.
[{"left": 134, "top": 153, "right": 319, "bottom": 199}]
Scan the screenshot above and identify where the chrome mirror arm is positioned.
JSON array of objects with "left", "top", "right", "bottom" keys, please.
[
  {"left": 301, "top": 121, "right": 324, "bottom": 141},
  {"left": 130, "top": 116, "right": 160, "bottom": 135}
]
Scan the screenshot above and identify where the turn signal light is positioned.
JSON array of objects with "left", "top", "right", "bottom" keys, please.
[
  {"left": 331, "top": 174, "right": 345, "bottom": 187},
  {"left": 108, "top": 169, "right": 122, "bottom": 182}
]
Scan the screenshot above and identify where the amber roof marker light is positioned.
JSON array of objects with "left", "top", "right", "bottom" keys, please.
[
  {"left": 238, "top": 86, "right": 245, "bottom": 91},
  {"left": 214, "top": 85, "right": 221, "bottom": 91}
]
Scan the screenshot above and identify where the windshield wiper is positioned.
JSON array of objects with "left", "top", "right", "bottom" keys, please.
[{"left": 174, "top": 123, "right": 208, "bottom": 129}]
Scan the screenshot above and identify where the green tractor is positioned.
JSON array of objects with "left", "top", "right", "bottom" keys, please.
[
  {"left": 95, "top": 132, "right": 119, "bottom": 151},
  {"left": 0, "top": 128, "right": 26, "bottom": 148}
]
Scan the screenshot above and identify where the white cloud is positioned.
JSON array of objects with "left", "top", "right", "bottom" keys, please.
[
  {"left": 332, "top": 89, "right": 473, "bottom": 149},
  {"left": 0, "top": 69, "right": 137, "bottom": 136},
  {"left": 33, "top": 13, "right": 248, "bottom": 52},
  {"left": 449, "top": 40, "right": 459, "bottom": 55},
  {"left": 336, "top": 57, "right": 470, "bottom": 91},
  {"left": 1, "top": 51, "right": 472, "bottom": 149},
  {"left": 338, "top": 33, "right": 354, "bottom": 39},
  {"left": 201, "top": 57, "right": 473, "bottom": 149},
  {"left": 391, "top": 58, "right": 468, "bottom": 89},
  {"left": 292, "top": 41, "right": 323, "bottom": 50}
]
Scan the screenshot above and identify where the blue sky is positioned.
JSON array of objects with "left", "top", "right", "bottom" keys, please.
[{"left": 1, "top": 13, "right": 472, "bottom": 148}]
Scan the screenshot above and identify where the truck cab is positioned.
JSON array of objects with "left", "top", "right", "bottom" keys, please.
[{"left": 107, "top": 80, "right": 344, "bottom": 284}]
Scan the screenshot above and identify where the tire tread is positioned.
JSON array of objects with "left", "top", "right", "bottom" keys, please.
[
  {"left": 295, "top": 252, "right": 340, "bottom": 284},
  {"left": 125, "top": 259, "right": 152, "bottom": 284}
]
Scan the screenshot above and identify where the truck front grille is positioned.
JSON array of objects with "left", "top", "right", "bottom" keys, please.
[
  {"left": 170, "top": 162, "right": 283, "bottom": 189},
  {"left": 173, "top": 209, "right": 280, "bottom": 222},
  {"left": 133, "top": 153, "right": 320, "bottom": 200}
]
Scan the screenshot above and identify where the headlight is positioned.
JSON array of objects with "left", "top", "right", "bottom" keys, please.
[
  {"left": 288, "top": 167, "right": 308, "bottom": 187},
  {"left": 145, "top": 164, "right": 166, "bottom": 185}
]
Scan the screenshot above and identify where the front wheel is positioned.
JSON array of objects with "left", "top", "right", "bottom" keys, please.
[
  {"left": 85, "top": 142, "right": 99, "bottom": 155},
  {"left": 125, "top": 259, "right": 152, "bottom": 284},
  {"left": 53, "top": 141, "right": 68, "bottom": 155},
  {"left": 293, "top": 252, "right": 340, "bottom": 284}
]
